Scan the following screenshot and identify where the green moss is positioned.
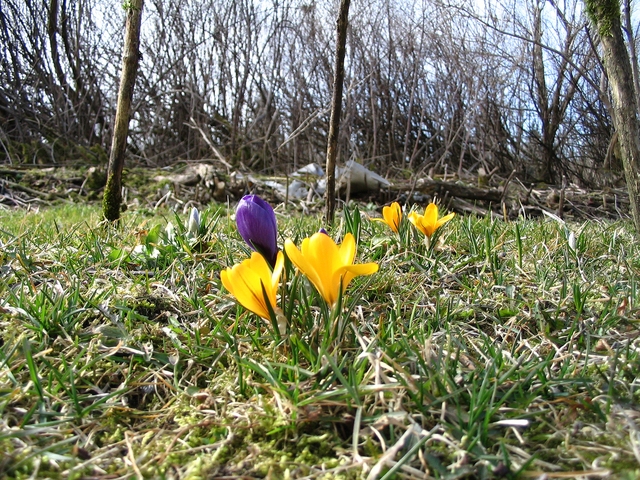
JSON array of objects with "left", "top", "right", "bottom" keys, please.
[
  {"left": 585, "top": 0, "right": 621, "bottom": 37},
  {"left": 103, "top": 172, "right": 122, "bottom": 222},
  {"left": 0, "top": 137, "right": 107, "bottom": 165}
]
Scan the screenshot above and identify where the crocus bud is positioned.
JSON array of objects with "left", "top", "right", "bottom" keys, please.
[
  {"left": 318, "top": 228, "right": 329, "bottom": 236},
  {"left": 187, "top": 207, "right": 200, "bottom": 236},
  {"left": 235, "top": 195, "right": 278, "bottom": 267},
  {"left": 568, "top": 230, "right": 576, "bottom": 252},
  {"left": 164, "top": 221, "right": 176, "bottom": 244}
]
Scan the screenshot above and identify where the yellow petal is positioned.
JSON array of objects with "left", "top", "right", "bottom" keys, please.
[
  {"left": 248, "top": 251, "right": 272, "bottom": 286},
  {"left": 380, "top": 207, "right": 393, "bottom": 231},
  {"left": 346, "top": 263, "right": 380, "bottom": 276},
  {"left": 423, "top": 203, "right": 439, "bottom": 236},
  {"left": 220, "top": 269, "right": 233, "bottom": 296},
  {"left": 382, "top": 202, "right": 401, "bottom": 232},
  {"left": 338, "top": 263, "right": 379, "bottom": 295},
  {"left": 285, "top": 232, "right": 378, "bottom": 306},
  {"left": 271, "top": 250, "right": 285, "bottom": 291},
  {"left": 338, "top": 233, "right": 356, "bottom": 267},
  {"left": 222, "top": 267, "right": 268, "bottom": 319},
  {"left": 308, "top": 233, "right": 340, "bottom": 298},
  {"left": 409, "top": 204, "right": 455, "bottom": 238},
  {"left": 247, "top": 250, "right": 279, "bottom": 308},
  {"left": 393, "top": 202, "right": 402, "bottom": 229},
  {"left": 220, "top": 252, "right": 277, "bottom": 320},
  {"left": 408, "top": 211, "right": 428, "bottom": 237},
  {"left": 285, "top": 238, "right": 330, "bottom": 304},
  {"left": 436, "top": 212, "right": 455, "bottom": 229}
]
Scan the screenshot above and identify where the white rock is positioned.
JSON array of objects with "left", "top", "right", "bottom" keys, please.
[
  {"left": 337, "top": 160, "right": 390, "bottom": 192},
  {"left": 287, "top": 180, "right": 308, "bottom": 199},
  {"left": 293, "top": 163, "right": 325, "bottom": 177}
]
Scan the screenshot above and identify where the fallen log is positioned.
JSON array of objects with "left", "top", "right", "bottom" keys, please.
[
  {"left": 3, "top": 178, "right": 55, "bottom": 199},
  {"left": 397, "top": 178, "right": 503, "bottom": 203}
]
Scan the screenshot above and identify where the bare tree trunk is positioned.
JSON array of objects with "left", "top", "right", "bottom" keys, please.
[
  {"left": 325, "top": 0, "right": 350, "bottom": 225},
  {"left": 586, "top": 0, "right": 640, "bottom": 234},
  {"left": 622, "top": 0, "right": 640, "bottom": 105},
  {"left": 103, "top": 0, "right": 143, "bottom": 222}
]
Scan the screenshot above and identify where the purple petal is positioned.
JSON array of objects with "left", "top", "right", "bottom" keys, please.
[{"left": 236, "top": 195, "right": 278, "bottom": 266}]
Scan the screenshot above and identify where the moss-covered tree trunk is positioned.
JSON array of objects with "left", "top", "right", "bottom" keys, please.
[
  {"left": 103, "top": 0, "right": 144, "bottom": 222},
  {"left": 325, "top": 0, "right": 350, "bottom": 225},
  {"left": 585, "top": 0, "right": 640, "bottom": 235}
]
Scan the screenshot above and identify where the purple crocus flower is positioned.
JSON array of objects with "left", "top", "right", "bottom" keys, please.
[{"left": 235, "top": 195, "right": 278, "bottom": 267}]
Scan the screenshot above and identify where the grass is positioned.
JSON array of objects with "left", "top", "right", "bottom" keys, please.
[{"left": 1, "top": 201, "right": 640, "bottom": 479}]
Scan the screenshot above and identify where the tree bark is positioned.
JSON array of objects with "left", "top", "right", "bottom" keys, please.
[
  {"left": 585, "top": 0, "right": 640, "bottom": 234},
  {"left": 622, "top": 0, "right": 640, "bottom": 106},
  {"left": 325, "top": 0, "right": 350, "bottom": 225},
  {"left": 103, "top": 0, "right": 143, "bottom": 222}
]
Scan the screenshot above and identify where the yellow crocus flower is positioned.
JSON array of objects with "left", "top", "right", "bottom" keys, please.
[
  {"left": 220, "top": 250, "right": 284, "bottom": 320},
  {"left": 284, "top": 232, "right": 379, "bottom": 306},
  {"left": 408, "top": 203, "right": 455, "bottom": 239},
  {"left": 371, "top": 201, "right": 402, "bottom": 233}
]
